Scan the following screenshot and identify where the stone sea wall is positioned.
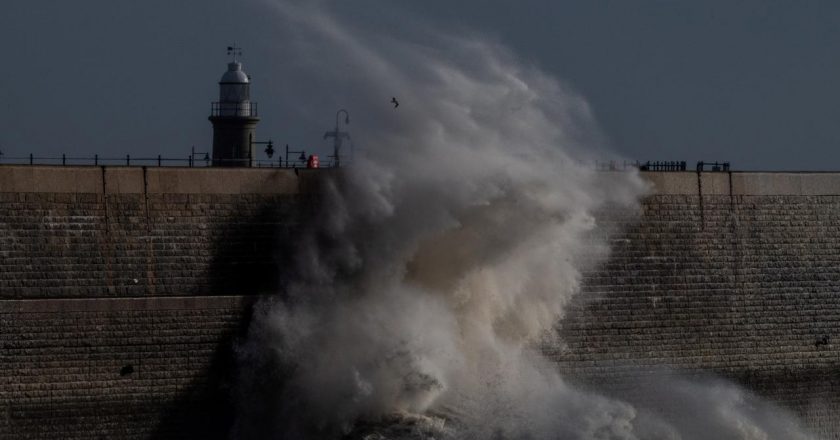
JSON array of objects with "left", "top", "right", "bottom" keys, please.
[
  {"left": 0, "top": 166, "right": 319, "bottom": 439},
  {"left": 3, "top": 166, "right": 840, "bottom": 438},
  {"left": 0, "top": 166, "right": 317, "bottom": 299},
  {"left": 2, "top": 296, "right": 252, "bottom": 439},
  {"left": 555, "top": 172, "right": 840, "bottom": 437}
]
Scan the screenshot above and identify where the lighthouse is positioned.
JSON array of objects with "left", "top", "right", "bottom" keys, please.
[{"left": 209, "top": 46, "right": 259, "bottom": 166}]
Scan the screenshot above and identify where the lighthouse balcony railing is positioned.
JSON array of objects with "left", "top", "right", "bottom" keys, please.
[{"left": 210, "top": 101, "right": 258, "bottom": 117}]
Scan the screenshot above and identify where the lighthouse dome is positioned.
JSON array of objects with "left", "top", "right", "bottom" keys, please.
[
  {"left": 218, "top": 61, "right": 252, "bottom": 104},
  {"left": 220, "top": 62, "right": 250, "bottom": 84}
]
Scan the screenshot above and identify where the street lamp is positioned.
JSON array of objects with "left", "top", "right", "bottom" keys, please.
[
  {"left": 324, "top": 109, "right": 350, "bottom": 167},
  {"left": 250, "top": 138, "right": 273, "bottom": 167},
  {"left": 285, "top": 144, "right": 307, "bottom": 168}
]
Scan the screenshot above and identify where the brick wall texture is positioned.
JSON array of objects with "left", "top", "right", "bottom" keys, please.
[
  {"left": 553, "top": 192, "right": 840, "bottom": 437},
  {"left": 0, "top": 191, "right": 306, "bottom": 299},
  {"left": 1, "top": 296, "right": 252, "bottom": 439},
  {"left": 4, "top": 167, "right": 840, "bottom": 438},
  {"left": 0, "top": 166, "right": 314, "bottom": 439}
]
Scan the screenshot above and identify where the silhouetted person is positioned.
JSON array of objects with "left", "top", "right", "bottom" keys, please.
[{"left": 391, "top": 97, "right": 399, "bottom": 108}]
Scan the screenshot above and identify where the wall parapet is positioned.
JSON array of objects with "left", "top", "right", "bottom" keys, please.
[
  {"left": 641, "top": 170, "right": 840, "bottom": 195},
  {"left": 0, "top": 165, "right": 326, "bottom": 195},
  {"left": 6, "top": 166, "right": 840, "bottom": 196}
]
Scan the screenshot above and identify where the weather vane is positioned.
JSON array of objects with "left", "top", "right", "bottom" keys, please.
[{"left": 227, "top": 44, "right": 242, "bottom": 62}]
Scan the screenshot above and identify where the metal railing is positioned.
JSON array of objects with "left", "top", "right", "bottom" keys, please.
[
  {"left": 595, "top": 160, "right": 733, "bottom": 172},
  {"left": 637, "top": 160, "right": 688, "bottom": 171},
  {"left": 210, "top": 101, "right": 258, "bottom": 117},
  {"left": 0, "top": 153, "right": 725, "bottom": 172},
  {"left": 696, "top": 161, "right": 730, "bottom": 172},
  {"left": 592, "top": 160, "right": 647, "bottom": 171},
  {"left": 635, "top": 160, "right": 732, "bottom": 172},
  {"left": 0, "top": 154, "right": 332, "bottom": 168}
]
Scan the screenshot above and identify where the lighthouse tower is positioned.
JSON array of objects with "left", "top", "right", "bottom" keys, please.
[{"left": 209, "top": 46, "right": 259, "bottom": 166}]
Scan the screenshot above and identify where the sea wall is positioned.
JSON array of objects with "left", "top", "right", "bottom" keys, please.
[
  {"left": 0, "top": 166, "right": 318, "bottom": 299},
  {"left": 0, "top": 166, "right": 320, "bottom": 439},
  {"left": 555, "top": 171, "right": 840, "bottom": 436},
  {"left": 2, "top": 296, "right": 252, "bottom": 438},
  {"left": 3, "top": 166, "right": 840, "bottom": 438}
]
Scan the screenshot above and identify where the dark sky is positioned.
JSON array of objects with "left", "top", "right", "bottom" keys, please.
[{"left": 2, "top": 0, "right": 839, "bottom": 170}]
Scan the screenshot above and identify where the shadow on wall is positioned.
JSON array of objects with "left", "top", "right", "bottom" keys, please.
[
  {"left": 148, "top": 326, "right": 243, "bottom": 439},
  {"left": 206, "top": 197, "right": 304, "bottom": 295},
  {"left": 147, "top": 194, "right": 317, "bottom": 439}
]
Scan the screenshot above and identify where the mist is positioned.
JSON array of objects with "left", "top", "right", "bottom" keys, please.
[{"left": 231, "top": 1, "right": 817, "bottom": 439}]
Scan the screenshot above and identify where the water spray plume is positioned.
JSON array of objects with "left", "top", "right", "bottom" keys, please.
[{"left": 232, "top": 1, "right": 818, "bottom": 439}]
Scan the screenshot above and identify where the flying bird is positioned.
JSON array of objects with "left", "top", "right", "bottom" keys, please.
[{"left": 391, "top": 97, "right": 399, "bottom": 108}]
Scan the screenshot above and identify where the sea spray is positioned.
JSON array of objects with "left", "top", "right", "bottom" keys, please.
[{"left": 232, "top": 1, "right": 817, "bottom": 439}]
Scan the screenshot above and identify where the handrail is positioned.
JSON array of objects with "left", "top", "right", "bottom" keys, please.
[
  {"left": 0, "top": 155, "right": 727, "bottom": 172},
  {"left": 638, "top": 160, "right": 688, "bottom": 172},
  {"left": 0, "top": 154, "right": 324, "bottom": 168},
  {"left": 696, "top": 161, "right": 731, "bottom": 172},
  {"left": 210, "top": 101, "right": 258, "bottom": 117}
]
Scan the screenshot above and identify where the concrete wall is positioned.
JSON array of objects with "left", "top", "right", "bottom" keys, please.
[
  {"left": 555, "top": 171, "right": 840, "bottom": 437},
  {"left": 2, "top": 296, "right": 253, "bottom": 439},
  {"left": 0, "top": 166, "right": 321, "bottom": 439},
  {"left": 0, "top": 166, "right": 321, "bottom": 299},
  {"left": 4, "top": 167, "right": 840, "bottom": 438}
]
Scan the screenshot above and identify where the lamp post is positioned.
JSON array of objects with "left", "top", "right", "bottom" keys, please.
[
  {"left": 250, "top": 138, "right": 273, "bottom": 167},
  {"left": 284, "top": 144, "right": 307, "bottom": 168},
  {"left": 323, "top": 109, "right": 350, "bottom": 167}
]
